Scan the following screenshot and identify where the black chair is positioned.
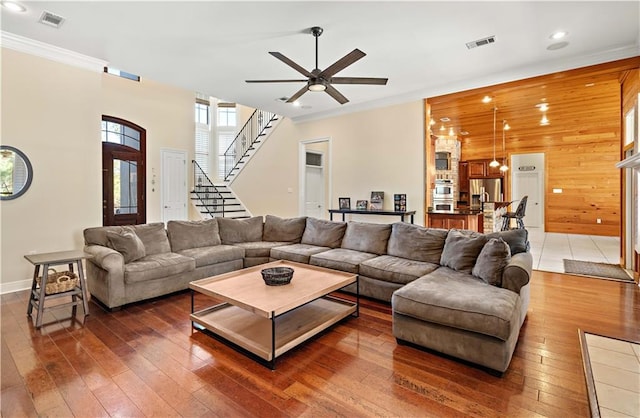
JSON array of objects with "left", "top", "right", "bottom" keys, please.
[{"left": 501, "top": 196, "right": 528, "bottom": 231}]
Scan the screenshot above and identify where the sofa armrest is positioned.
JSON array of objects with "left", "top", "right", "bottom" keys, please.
[
  {"left": 501, "top": 252, "right": 533, "bottom": 294},
  {"left": 84, "top": 244, "right": 124, "bottom": 272}
]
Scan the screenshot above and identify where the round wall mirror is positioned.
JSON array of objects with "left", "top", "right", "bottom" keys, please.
[{"left": 0, "top": 145, "right": 33, "bottom": 200}]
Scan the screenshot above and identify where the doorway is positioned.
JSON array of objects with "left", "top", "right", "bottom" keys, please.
[
  {"left": 510, "top": 153, "right": 544, "bottom": 229},
  {"left": 101, "top": 116, "right": 146, "bottom": 226},
  {"left": 161, "top": 149, "right": 188, "bottom": 222},
  {"left": 299, "top": 138, "right": 331, "bottom": 218}
]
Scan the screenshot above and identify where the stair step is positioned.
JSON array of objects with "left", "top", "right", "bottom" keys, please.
[
  {"left": 200, "top": 209, "right": 247, "bottom": 214},
  {"left": 195, "top": 203, "right": 241, "bottom": 208}
]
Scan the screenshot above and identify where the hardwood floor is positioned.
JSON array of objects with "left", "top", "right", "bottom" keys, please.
[{"left": 2, "top": 271, "right": 639, "bottom": 417}]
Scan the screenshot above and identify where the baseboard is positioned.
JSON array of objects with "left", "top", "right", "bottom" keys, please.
[{"left": 0, "top": 279, "right": 32, "bottom": 295}]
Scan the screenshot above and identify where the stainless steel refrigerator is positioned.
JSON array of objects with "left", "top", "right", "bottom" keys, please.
[{"left": 470, "top": 178, "right": 503, "bottom": 208}]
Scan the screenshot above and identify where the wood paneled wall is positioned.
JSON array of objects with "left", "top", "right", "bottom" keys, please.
[{"left": 426, "top": 58, "right": 640, "bottom": 236}]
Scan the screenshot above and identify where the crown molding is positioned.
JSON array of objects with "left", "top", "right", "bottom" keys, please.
[{"left": 1, "top": 31, "right": 108, "bottom": 72}]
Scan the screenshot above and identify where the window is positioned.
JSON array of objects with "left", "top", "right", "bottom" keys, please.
[
  {"left": 101, "top": 120, "right": 141, "bottom": 150},
  {"left": 195, "top": 99, "right": 211, "bottom": 175},
  {"left": 103, "top": 67, "right": 140, "bottom": 82},
  {"left": 217, "top": 103, "right": 237, "bottom": 179}
]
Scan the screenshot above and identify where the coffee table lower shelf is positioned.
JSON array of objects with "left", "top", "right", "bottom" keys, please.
[{"left": 191, "top": 295, "right": 357, "bottom": 369}]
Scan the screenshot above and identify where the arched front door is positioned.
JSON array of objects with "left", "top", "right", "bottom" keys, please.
[{"left": 101, "top": 116, "right": 146, "bottom": 226}]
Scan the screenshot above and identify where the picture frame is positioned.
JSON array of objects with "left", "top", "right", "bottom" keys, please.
[
  {"left": 338, "top": 197, "right": 351, "bottom": 210},
  {"left": 370, "top": 191, "right": 384, "bottom": 210},
  {"left": 356, "top": 200, "right": 368, "bottom": 210},
  {"left": 394, "top": 194, "right": 407, "bottom": 211}
]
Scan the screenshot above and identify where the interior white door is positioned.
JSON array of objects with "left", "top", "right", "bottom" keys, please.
[
  {"left": 161, "top": 149, "right": 187, "bottom": 222},
  {"left": 305, "top": 165, "right": 324, "bottom": 218},
  {"left": 512, "top": 171, "right": 542, "bottom": 228}
]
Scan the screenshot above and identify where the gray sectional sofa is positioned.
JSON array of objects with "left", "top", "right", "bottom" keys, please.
[{"left": 83, "top": 215, "right": 532, "bottom": 372}]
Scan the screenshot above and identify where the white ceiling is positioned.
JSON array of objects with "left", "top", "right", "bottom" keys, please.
[{"left": 2, "top": 1, "right": 639, "bottom": 122}]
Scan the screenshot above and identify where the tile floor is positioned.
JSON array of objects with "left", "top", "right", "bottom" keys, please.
[
  {"left": 527, "top": 228, "right": 621, "bottom": 273},
  {"left": 585, "top": 333, "right": 640, "bottom": 418}
]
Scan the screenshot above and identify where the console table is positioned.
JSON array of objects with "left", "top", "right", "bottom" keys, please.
[
  {"left": 328, "top": 209, "right": 416, "bottom": 223},
  {"left": 24, "top": 250, "right": 91, "bottom": 328}
]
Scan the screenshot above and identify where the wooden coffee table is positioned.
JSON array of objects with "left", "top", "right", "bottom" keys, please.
[{"left": 190, "top": 260, "right": 358, "bottom": 369}]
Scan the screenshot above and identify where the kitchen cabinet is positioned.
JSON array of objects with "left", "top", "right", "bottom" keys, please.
[
  {"left": 459, "top": 162, "right": 469, "bottom": 192},
  {"left": 468, "top": 161, "right": 486, "bottom": 177},
  {"left": 428, "top": 211, "right": 483, "bottom": 232}
]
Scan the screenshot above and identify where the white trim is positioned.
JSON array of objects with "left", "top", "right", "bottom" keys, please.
[
  {"left": 1, "top": 279, "right": 32, "bottom": 295},
  {"left": 299, "top": 137, "right": 332, "bottom": 218},
  {"left": 1, "top": 31, "right": 108, "bottom": 72},
  {"left": 160, "top": 148, "right": 188, "bottom": 223}
]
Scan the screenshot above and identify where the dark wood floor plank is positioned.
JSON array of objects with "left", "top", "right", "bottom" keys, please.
[{"left": 2, "top": 271, "right": 639, "bottom": 417}]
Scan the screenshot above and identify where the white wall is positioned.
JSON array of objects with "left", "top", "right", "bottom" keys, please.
[
  {"left": 1, "top": 48, "right": 196, "bottom": 292},
  {"left": 1, "top": 48, "right": 102, "bottom": 292},
  {"left": 232, "top": 101, "right": 425, "bottom": 224}
]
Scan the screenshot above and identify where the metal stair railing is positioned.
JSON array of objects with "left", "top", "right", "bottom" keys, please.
[
  {"left": 192, "top": 160, "right": 226, "bottom": 217},
  {"left": 223, "top": 108, "right": 278, "bottom": 181}
]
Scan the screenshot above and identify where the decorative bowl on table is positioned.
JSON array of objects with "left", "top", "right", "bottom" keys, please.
[{"left": 261, "top": 267, "right": 294, "bottom": 286}]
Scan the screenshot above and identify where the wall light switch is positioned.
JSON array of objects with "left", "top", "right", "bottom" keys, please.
[
  {"left": 287, "top": 187, "right": 293, "bottom": 194},
  {"left": 552, "top": 188, "right": 563, "bottom": 193}
]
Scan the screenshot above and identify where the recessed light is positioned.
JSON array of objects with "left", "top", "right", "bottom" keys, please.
[
  {"left": 547, "top": 42, "right": 569, "bottom": 51},
  {"left": 536, "top": 103, "right": 549, "bottom": 112},
  {"left": 550, "top": 31, "right": 568, "bottom": 40},
  {"left": 482, "top": 96, "right": 492, "bottom": 103},
  {"left": 460, "top": 131, "right": 469, "bottom": 136},
  {"left": 1, "top": 1, "right": 26, "bottom": 12},
  {"left": 440, "top": 117, "right": 450, "bottom": 122},
  {"left": 585, "top": 83, "right": 595, "bottom": 87}
]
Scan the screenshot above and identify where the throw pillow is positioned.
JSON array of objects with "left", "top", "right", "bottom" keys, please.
[
  {"left": 131, "top": 223, "right": 171, "bottom": 255},
  {"left": 439, "top": 229, "right": 488, "bottom": 273},
  {"left": 167, "top": 219, "right": 221, "bottom": 252},
  {"left": 387, "top": 222, "right": 448, "bottom": 263},
  {"left": 472, "top": 238, "right": 512, "bottom": 286},
  {"left": 263, "top": 215, "right": 307, "bottom": 243},
  {"left": 486, "top": 229, "right": 529, "bottom": 255},
  {"left": 300, "top": 217, "right": 347, "bottom": 248},
  {"left": 106, "top": 228, "right": 146, "bottom": 263}
]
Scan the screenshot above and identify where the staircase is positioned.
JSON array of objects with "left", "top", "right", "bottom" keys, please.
[
  {"left": 223, "top": 109, "right": 279, "bottom": 181},
  {"left": 191, "top": 108, "right": 280, "bottom": 219}
]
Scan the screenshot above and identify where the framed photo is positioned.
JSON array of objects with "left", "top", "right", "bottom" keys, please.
[
  {"left": 356, "top": 200, "right": 368, "bottom": 210},
  {"left": 339, "top": 197, "right": 351, "bottom": 210},
  {"left": 370, "top": 191, "right": 384, "bottom": 210},
  {"left": 394, "top": 194, "right": 407, "bottom": 211}
]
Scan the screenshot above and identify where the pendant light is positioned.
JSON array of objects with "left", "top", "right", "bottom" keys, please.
[
  {"left": 500, "top": 120, "right": 509, "bottom": 172},
  {"left": 489, "top": 106, "right": 500, "bottom": 167}
]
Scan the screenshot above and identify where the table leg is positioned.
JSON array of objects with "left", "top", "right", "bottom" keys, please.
[
  {"left": 35, "top": 264, "right": 49, "bottom": 328},
  {"left": 342, "top": 213, "right": 346, "bottom": 221},
  {"left": 329, "top": 213, "right": 334, "bottom": 221},
  {"left": 76, "top": 260, "right": 90, "bottom": 318},
  {"left": 27, "top": 265, "right": 40, "bottom": 316},
  {"left": 411, "top": 214, "right": 414, "bottom": 224}
]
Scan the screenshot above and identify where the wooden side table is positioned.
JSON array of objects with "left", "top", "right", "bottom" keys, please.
[{"left": 24, "top": 250, "right": 91, "bottom": 328}]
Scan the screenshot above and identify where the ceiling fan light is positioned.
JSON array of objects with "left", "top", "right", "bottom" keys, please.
[{"left": 308, "top": 82, "right": 326, "bottom": 92}]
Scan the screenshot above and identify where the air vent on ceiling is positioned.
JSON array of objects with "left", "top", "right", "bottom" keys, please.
[
  {"left": 39, "top": 11, "right": 65, "bottom": 28},
  {"left": 466, "top": 35, "right": 495, "bottom": 50}
]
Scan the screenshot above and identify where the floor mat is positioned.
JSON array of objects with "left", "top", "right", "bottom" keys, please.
[
  {"left": 563, "top": 259, "right": 634, "bottom": 282},
  {"left": 578, "top": 330, "right": 640, "bottom": 418}
]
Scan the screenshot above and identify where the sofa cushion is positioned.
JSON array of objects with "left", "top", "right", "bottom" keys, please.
[
  {"left": 472, "top": 238, "right": 512, "bottom": 286},
  {"left": 392, "top": 268, "right": 520, "bottom": 341},
  {"left": 301, "top": 218, "right": 347, "bottom": 249},
  {"left": 340, "top": 221, "right": 391, "bottom": 255},
  {"left": 263, "top": 215, "right": 307, "bottom": 243},
  {"left": 270, "top": 243, "right": 331, "bottom": 264},
  {"left": 387, "top": 223, "right": 448, "bottom": 263},
  {"left": 486, "top": 229, "right": 529, "bottom": 255},
  {"left": 177, "top": 245, "right": 244, "bottom": 268},
  {"left": 217, "top": 216, "right": 264, "bottom": 244},
  {"left": 106, "top": 228, "right": 146, "bottom": 263},
  {"left": 309, "top": 248, "right": 377, "bottom": 274},
  {"left": 124, "top": 252, "right": 195, "bottom": 283},
  {"left": 232, "top": 241, "right": 291, "bottom": 258},
  {"left": 359, "top": 255, "right": 439, "bottom": 285},
  {"left": 130, "top": 223, "right": 172, "bottom": 256},
  {"left": 167, "top": 219, "right": 221, "bottom": 252},
  {"left": 439, "top": 229, "right": 488, "bottom": 273}
]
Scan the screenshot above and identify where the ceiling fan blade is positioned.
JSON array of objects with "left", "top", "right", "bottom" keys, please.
[
  {"left": 331, "top": 77, "right": 388, "bottom": 85},
  {"left": 246, "top": 79, "right": 307, "bottom": 83},
  {"left": 324, "top": 84, "right": 349, "bottom": 105},
  {"left": 319, "top": 49, "right": 366, "bottom": 78},
  {"left": 286, "top": 85, "right": 309, "bottom": 103},
  {"left": 269, "top": 52, "right": 313, "bottom": 78}
]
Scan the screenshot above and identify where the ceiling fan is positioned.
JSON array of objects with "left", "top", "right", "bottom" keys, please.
[{"left": 245, "top": 26, "right": 388, "bottom": 105}]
